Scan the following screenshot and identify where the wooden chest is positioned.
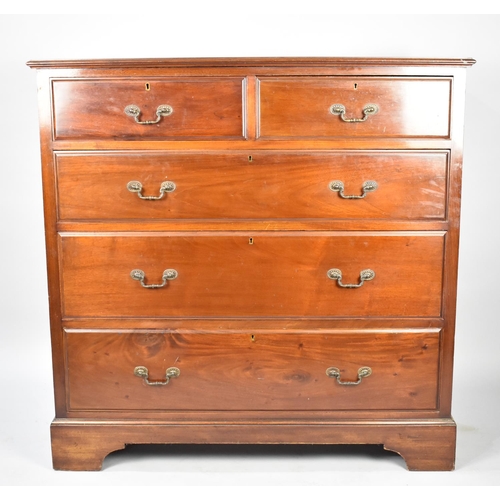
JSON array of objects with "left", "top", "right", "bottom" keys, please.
[{"left": 27, "top": 57, "right": 475, "bottom": 471}]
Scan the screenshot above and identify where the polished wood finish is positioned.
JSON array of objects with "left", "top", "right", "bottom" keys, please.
[
  {"left": 66, "top": 330, "right": 439, "bottom": 411},
  {"left": 27, "top": 57, "right": 474, "bottom": 471},
  {"left": 52, "top": 78, "right": 245, "bottom": 140},
  {"left": 50, "top": 419, "right": 457, "bottom": 471},
  {"left": 55, "top": 151, "right": 448, "bottom": 221},
  {"left": 258, "top": 77, "right": 451, "bottom": 139},
  {"left": 59, "top": 233, "right": 444, "bottom": 318},
  {"left": 27, "top": 57, "right": 476, "bottom": 69}
]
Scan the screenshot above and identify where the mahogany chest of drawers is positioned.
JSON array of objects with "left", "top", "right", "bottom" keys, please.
[{"left": 28, "top": 57, "right": 475, "bottom": 471}]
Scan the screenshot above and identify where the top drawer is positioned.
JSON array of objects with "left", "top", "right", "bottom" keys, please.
[
  {"left": 51, "top": 78, "right": 245, "bottom": 140},
  {"left": 258, "top": 77, "right": 451, "bottom": 140}
]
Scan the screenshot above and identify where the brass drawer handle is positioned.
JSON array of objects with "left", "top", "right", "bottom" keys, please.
[
  {"left": 329, "top": 180, "right": 378, "bottom": 199},
  {"left": 326, "top": 366, "right": 372, "bottom": 385},
  {"left": 124, "top": 104, "right": 173, "bottom": 124},
  {"left": 330, "top": 103, "right": 378, "bottom": 122},
  {"left": 127, "top": 180, "right": 176, "bottom": 200},
  {"left": 134, "top": 366, "right": 180, "bottom": 386},
  {"left": 327, "top": 268, "right": 375, "bottom": 288},
  {"left": 130, "top": 269, "right": 178, "bottom": 288}
]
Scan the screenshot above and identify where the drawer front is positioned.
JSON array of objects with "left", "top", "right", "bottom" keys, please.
[
  {"left": 60, "top": 233, "right": 444, "bottom": 318},
  {"left": 52, "top": 78, "right": 245, "bottom": 140},
  {"left": 66, "top": 330, "right": 440, "bottom": 411},
  {"left": 56, "top": 151, "right": 448, "bottom": 221},
  {"left": 258, "top": 77, "right": 451, "bottom": 139}
]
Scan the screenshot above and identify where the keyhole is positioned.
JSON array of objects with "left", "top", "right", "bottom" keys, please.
[
  {"left": 353, "top": 83, "right": 358, "bottom": 90},
  {"left": 145, "top": 83, "right": 151, "bottom": 91},
  {"left": 251, "top": 335, "right": 255, "bottom": 342},
  {"left": 248, "top": 155, "right": 253, "bottom": 162},
  {"left": 249, "top": 237, "right": 254, "bottom": 245}
]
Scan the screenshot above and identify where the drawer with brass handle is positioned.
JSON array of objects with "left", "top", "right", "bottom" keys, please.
[
  {"left": 51, "top": 78, "right": 245, "bottom": 140},
  {"left": 65, "top": 330, "right": 440, "bottom": 411},
  {"left": 258, "top": 77, "right": 452, "bottom": 139},
  {"left": 59, "top": 232, "right": 444, "bottom": 319},
  {"left": 55, "top": 151, "right": 448, "bottom": 221}
]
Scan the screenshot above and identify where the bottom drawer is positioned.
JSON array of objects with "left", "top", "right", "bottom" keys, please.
[{"left": 65, "top": 330, "right": 440, "bottom": 412}]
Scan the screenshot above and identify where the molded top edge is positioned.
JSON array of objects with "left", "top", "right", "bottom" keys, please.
[{"left": 26, "top": 57, "right": 477, "bottom": 69}]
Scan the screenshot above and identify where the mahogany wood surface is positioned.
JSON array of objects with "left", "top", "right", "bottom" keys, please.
[
  {"left": 65, "top": 331, "right": 439, "bottom": 411},
  {"left": 59, "top": 232, "right": 444, "bottom": 318},
  {"left": 52, "top": 78, "right": 245, "bottom": 140},
  {"left": 50, "top": 419, "right": 456, "bottom": 471},
  {"left": 55, "top": 151, "right": 448, "bottom": 221},
  {"left": 258, "top": 77, "right": 451, "bottom": 139},
  {"left": 28, "top": 57, "right": 476, "bottom": 68},
  {"left": 27, "top": 57, "right": 474, "bottom": 471}
]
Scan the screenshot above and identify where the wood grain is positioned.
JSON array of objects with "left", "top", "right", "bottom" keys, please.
[
  {"left": 65, "top": 330, "right": 439, "bottom": 411},
  {"left": 55, "top": 151, "right": 448, "bottom": 221},
  {"left": 50, "top": 418, "right": 456, "bottom": 471},
  {"left": 59, "top": 232, "right": 445, "bottom": 318},
  {"left": 52, "top": 78, "right": 245, "bottom": 140},
  {"left": 27, "top": 57, "right": 474, "bottom": 471},
  {"left": 258, "top": 77, "right": 451, "bottom": 139}
]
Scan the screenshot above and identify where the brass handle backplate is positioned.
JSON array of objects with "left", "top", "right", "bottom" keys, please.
[
  {"left": 124, "top": 104, "right": 173, "bottom": 124},
  {"left": 330, "top": 103, "right": 379, "bottom": 122},
  {"left": 130, "top": 269, "right": 178, "bottom": 288},
  {"left": 326, "top": 366, "right": 372, "bottom": 385},
  {"left": 134, "top": 366, "right": 180, "bottom": 386},
  {"left": 127, "top": 180, "right": 176, "bottom": 200},
  {"left": 327, "top": 268, "right": 375, "bottom": 288},
  {"left": 329, "top": 180, "right": 378, "bottom": 199}
]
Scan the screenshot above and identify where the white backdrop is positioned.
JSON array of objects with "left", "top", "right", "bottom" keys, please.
[{"left": 1, "top": 11, "right": 499, "bottom": 487}]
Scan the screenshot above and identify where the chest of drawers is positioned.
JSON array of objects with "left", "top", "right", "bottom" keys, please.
[{"left": 28, "top": 57, "right": 475, "bottom": 471}]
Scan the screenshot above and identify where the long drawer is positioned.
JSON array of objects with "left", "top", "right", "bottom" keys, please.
[
  {"left": 59, "top": 233, "right": 444, "bottom": 318},
  {"left": 258, "top": 77, "right": 451, "bottom": 139},
  {"left": 55, "top": 151, "right": 448, "bottom": 221},
  {"left": 65, "top": 330, "right": 440, "bottom": 411},
  {"left": 51, "top": 78, "right": 245, "bottom": 140}
]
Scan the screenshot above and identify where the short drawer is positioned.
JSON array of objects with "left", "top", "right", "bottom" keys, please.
[
  {"left": 65, "top": 330, "right": 440, "bottom": 411},
  {"left": 51, "top": 78, "right": 245, "bottom": 140},
  {"left": 59, "top": 232, "right": 444, "bottom": 318},
  {"left": 258, "top": 77, "right": 451, "bottom": 139},
  {"left": 56, "top": 151, "right": 448, "bottom": 221}
]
